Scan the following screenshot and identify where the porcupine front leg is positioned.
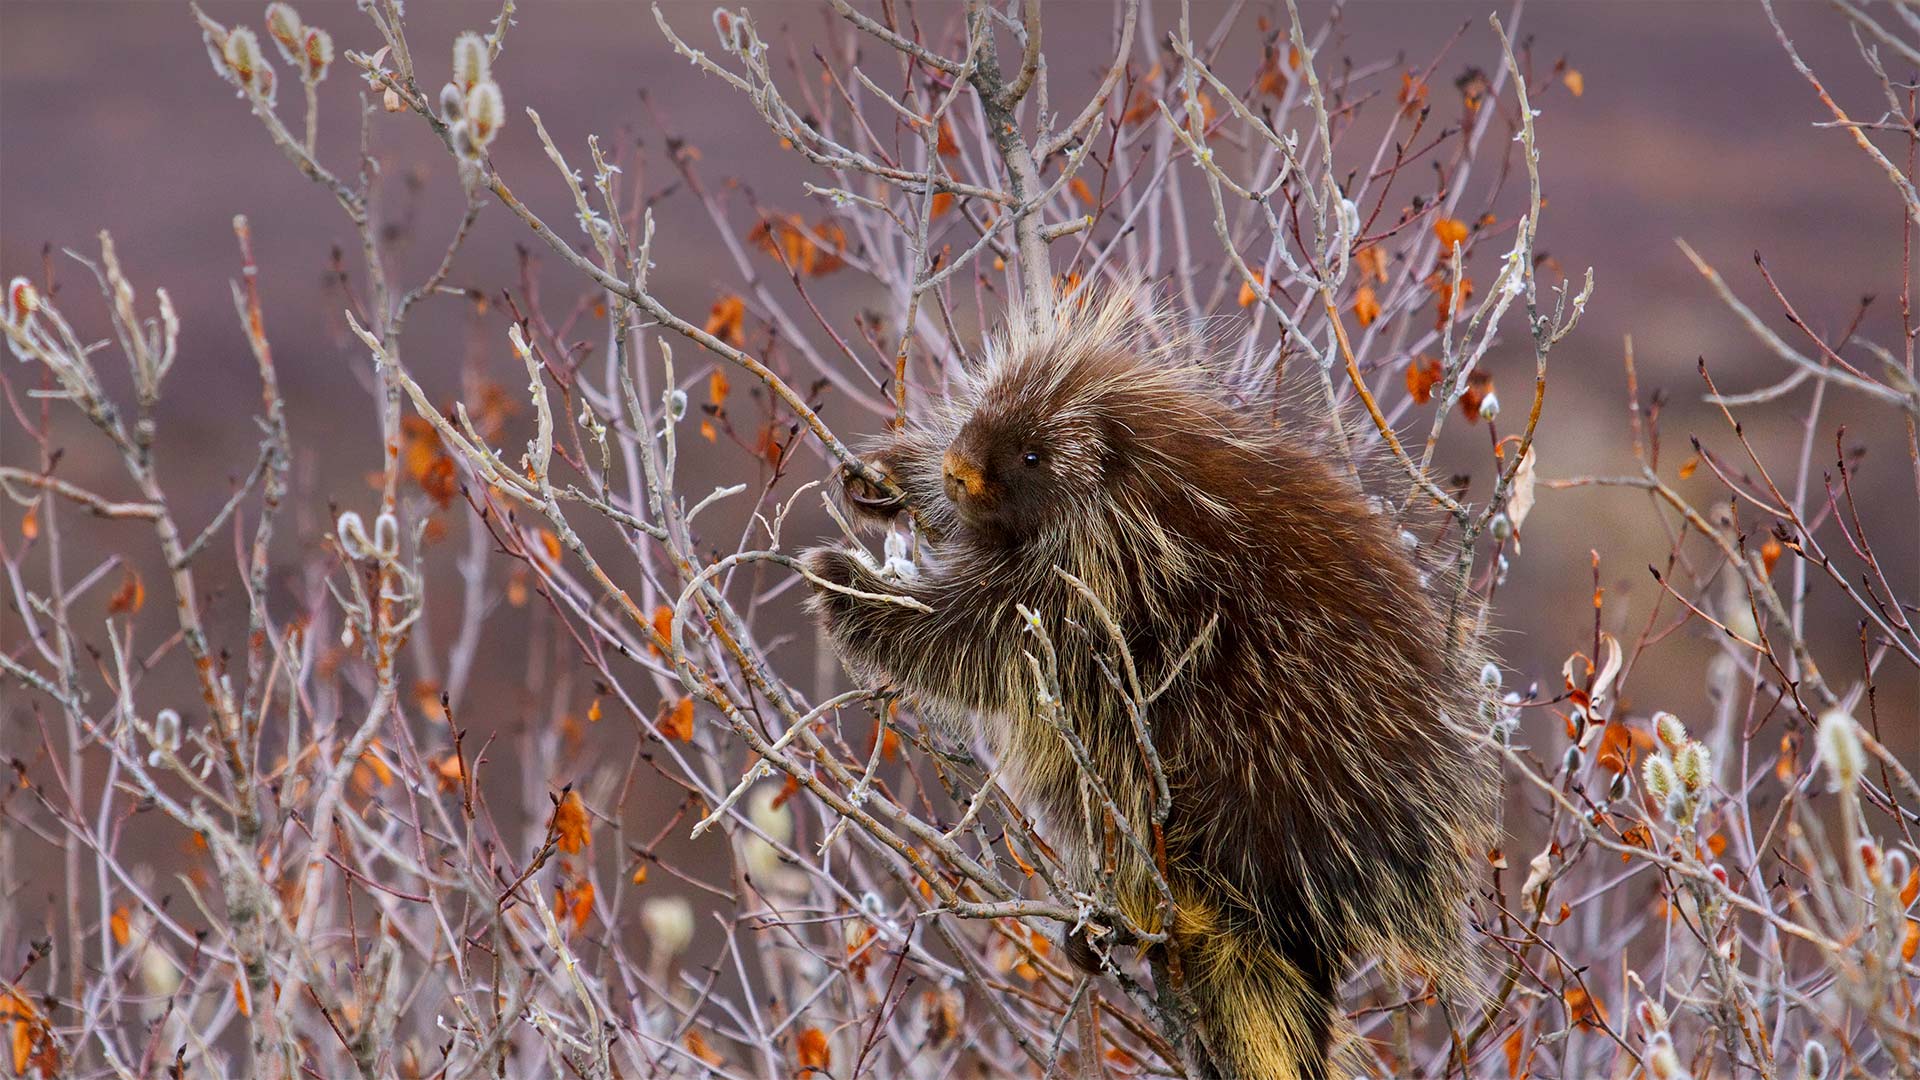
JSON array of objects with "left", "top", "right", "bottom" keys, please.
[{"left": 801, "top": 545, "right": 1017, "bottom": 716}]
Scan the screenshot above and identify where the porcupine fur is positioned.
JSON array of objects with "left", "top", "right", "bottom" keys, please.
[{"left": 803, "top": 291, "right": 1500, "bottom": 1079}]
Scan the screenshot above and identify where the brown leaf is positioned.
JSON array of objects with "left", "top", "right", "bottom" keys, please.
[
  {"left": 552, "top": 790, "right": 591, "bottom": 854},
  {"left": 661, "top": 697, "right": 696, "bottom": 742},
  {"left": 1459, "top": 370, "right": 1495, "bottom": 423},
  {"left": 796, "top": 1027, "right": 831, "bottom": 1070},
  {"left": 1405, "top": 355, "right": 1443, "bottom": 404},
  {"left": 705, "top": 295, "right": 746, "bottom": 348},
  {"left": 1353, "top": 285, "right": 1382, "bottom": 327},
  {"left": 108, "top": 569, "right": 145, "bottom": 615}
]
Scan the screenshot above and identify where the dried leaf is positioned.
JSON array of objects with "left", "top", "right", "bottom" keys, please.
[
  {"left": 110, "top": 907, "right": 131, "bottom": 947},
  {"left": 650, "top": 604, "right": 674, "bottom": 655},
  {"left": 552, "top": 790, "right": 591, "bottom": 854},
  {"left": 1354, "top": 245, "right": 1388, "bottom": 284},
  {"left": 704, "top": 294, "right": 746, "bottom": 348},
  {"left": 1237, "top": 274, "right": 1267, "bottom": 308},
  {"left": 1434, "top": 217, "right": 1470, "bottom": 249},
  {"left": 1405, "top": 355, "right": 1443, "bottom": 404},
  {"left": 1353, "top": 285, "right": 1382, "bottom": 327},
  {"left": 1508, "top": 446, "right": 1537, "bottom": 530},
  {"left": 930, "top": 192, "right": 955, "bottom": 219},
  {"left": 1760, "top": 536, "right": 1782, "bottom": 577},
  {"left": 685, "top": 1030, "right": 726, "bottom": 1067},
  {"left": 936, "top": 118, "right": 960, "bottom": 158},
  {"left": 796, "top": 1027, "right": 831, "bottom": 1069},
  {"left": 661, "top": 697, "right": 696, "bottom": 742},
  {"left": 708, "top": 368, "right": 730, "bottom": 408},
  {"left": 1563, "top": 69, "right": 1585, "bottom": 98},
  {"left": 1459, "top": 370, "right": 1495, "bottom": 422},
  {"left": 108, "top": 569, "right": 145, "bottom": 615}
]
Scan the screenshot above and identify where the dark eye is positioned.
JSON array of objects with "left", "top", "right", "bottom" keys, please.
[{"left": 1022, "top": 450, "right": 1042, "bottom": 468}]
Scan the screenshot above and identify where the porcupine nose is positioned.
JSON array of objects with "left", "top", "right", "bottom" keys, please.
[{"left": 941, "top": 450, "right": 985, "bottom": 503}]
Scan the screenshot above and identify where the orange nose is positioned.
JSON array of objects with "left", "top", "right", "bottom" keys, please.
[{"left": 942, "top": 450, "right": 985, "bottom": 500}]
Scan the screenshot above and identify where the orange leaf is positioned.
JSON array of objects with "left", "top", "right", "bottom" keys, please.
[
  {"left": 20, "top": 505, "right": 38, "bottom": 541},
  {"left": 796, "top": 1027, "right": 831, "bottom": 1069},
  {"left": 556, "top": 876, "right": 595, "bottom": 932},
  {"left": 552, "top": 790, "right": 591, "bottom": 854},
  {"left": 661, "top": 697, "right": 696, "bottom": 742},
  {"left": 234, "top": 974, "right": 251, "bottom": 1017},
  {"left": 1563, "top": 69, "right": 1585, "bottom": 98},
  {"left": 1237, "top": 274, "right": 1266, "bottom": 308},
  {"left": 936, "top": 117, "right": 960, "bottom": 158},
  {"left": 650, "top": 605, "right": 674, "bottom": 655},
  {"left": 930, "top": 192, "right": 955, "bottom": 219},
  {"left": 110, "top": 907, "right": 131, "bottom": 947},
  {"left": 1354, "top": 245, "right": 1388, "bottom": 284},
  {"left": 1398, "top": 71, "right": 1429, "bottom": 116},
  {"left": 705, "top": 294, "right": 746, "bottom": 348},
  {"left": 1760, "top": 537, "right": 1782, "bottom": 577},
  {"left": 1678, "top": 455, "right": 1700, "bottom": 480},
  {"left": 1900, "top": 866, "right": 1918, "bottom": 908},
  {"left": 1069, "top": 177, "right": 1094, "bottom": 204},
  {"left": 1904, "top": 918, "right": 1919, "bottom": 962},
  {"left": 1405, "top": 355, "right": 1443, "bottom": 404},
  {"left": 1434, "top": 217, "right": 1469, "bottom": 249},
  {"left": 631, "top": 863, "right": 649, "bottom": 885},
  {"left": 1460, "top": 370, "right": 1495, "bottom": 423},
  {"left": 686, "top": 1030, "right": 726, "bottom": 1067},
  {"left": 587, "top": 698, "right": 602, "bottom": 724},
  {"left": 435, "top": 753, "right": 467, "bottom": 791},
  {"left": 699, "top": 420, "right": 717, "bottom": 443},
  {"left": 708, "top": 368, "right": 730, "bottom": 408},
  {"left": 1503, "top": 1023, "right": 1525, "bottom": 1077},
  {"left": 1563, "top": 986, "right": 1605, "bottom": 1030},
  {"left": 1352, "top": 285, "right": 1382, "bottom": 327},
  {"left": 108, "top": 569, "right": 145, "bottom": 615}
]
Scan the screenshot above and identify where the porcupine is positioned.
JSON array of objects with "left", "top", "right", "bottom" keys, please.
[{"left": 802, "top": 292, "right": 1500, "bottom": 1079}]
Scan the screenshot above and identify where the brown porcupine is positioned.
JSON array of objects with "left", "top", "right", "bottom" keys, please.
[{"left": 803, "top": 293, "right": 1500, "bottom": 1079}]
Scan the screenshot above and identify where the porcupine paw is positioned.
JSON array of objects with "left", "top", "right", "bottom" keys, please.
[
  {"left": 836, "top": 453, "right": 907, "bottom": 523},
  {"left": 1063, "top": 919, "right": 1136, "bottom": 975}
]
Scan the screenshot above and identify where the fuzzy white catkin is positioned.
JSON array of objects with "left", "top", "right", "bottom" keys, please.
[
  {"left": 1642, "top": 755, "right": 1675, "bottom": 801},
  {"left": 451, "top": 31, "right": 489, "bottom": 93},
  {"left": 1816, "top": 708, "right": 1865, "bottom": 789},
  {"left": 1653, "top": 711, "right": 1687, "bottom": 752},
  {"left": 264, "top": 2, "right": 303, "bottom": 63},
  {"left": 640, "top": 896, "right": 694, "bottom": 965},
  {"left": 465, "top": 81, "right": 504, "bottom": 145},
  {"left": 1674, "top": 741, "right": 1711, "bottom": 793},
  {"left": 302, "top": 28, "right": 334, "bottom": 82}
]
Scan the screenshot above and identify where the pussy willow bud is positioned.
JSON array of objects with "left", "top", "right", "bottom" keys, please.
[
  {"left": 1653, "top": 711, "right": 1687, "bottom": 752},
  {"left": 1562, "top": 744, "right": 1583, "bottom": 777},
  {"left": 372, "top": 511, "right": 399, "bottom": 560},
  {"left": 336, "top": 511, "right": 372, "bottom": 559},
  {"left": 667, "top": 388, "right": 689, "bottom": 421},
  {"left": 301, "top": 27, "right": 333, "bottom": 82},
  {"left": 465, "top": 80, "right": 504, "bottom": 146},
  {"left": 451, "top": 30, "right": 489, "bottom": 93},
  {"left": 1478, "top": 391, "right": 1501, "bottom": 421},
  {"left": 223, "top": 26, "right": 266, "bottom": 89},
  {"left": 1634, "top": 999, "right": 1668, "bottom": 1033},
  {"left": 640, "top": 896, "right": 694, "bottom": 966},
  {"left": 1642, "top": 755, "right": 1676, "bottom": 802},
  {"left": 1817, "top": 708, "right": 1864, "bottom": 789},
  {"left": 264, "top": 3, "right": 303, "bottom": 63},
  {"left": 1488, "top": 512, "right": 1512, "bottom": 541},
  {"left": 1674, "top": 741, "right": 1711, "bottom": 793},
  {"left": 7, "top": 277, "right": 38, "bottom": 325},
  {"left": 1801, "top": 1040, "right": 1828, "bottom": 1080},
  {"left": 712, "top": 7, "right": 746, "bottom": 52},
  {"left": 1479, "top": 662, "right": 1502, "bottom": 690},
  {"left": 1666, "top": 789, "right": 1695, "bottom": 828},
  {"left": 439, "top": 82, "right": 465, "bottom": 120},
  {"left": 450, "top": 120, "right": 482, "bottom": 161},
  {"left": 1645, "top": 1033, "right": 1683, "bottom": 1080},
  {"left": 147, "top": 708, "right": 182, "bottom": 765}
]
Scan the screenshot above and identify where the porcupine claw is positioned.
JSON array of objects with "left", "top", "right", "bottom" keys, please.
[{"left": 839, "top": 456, "right": 907, "bottom": 520}]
